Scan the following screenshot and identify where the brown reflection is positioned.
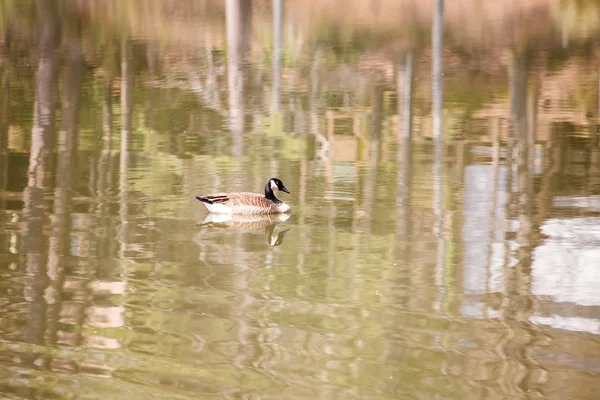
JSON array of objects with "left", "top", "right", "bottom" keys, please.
[
  {"left": 96, "top": 45, "right": 117, "bottom": 262},
  {"left": 0, "top": 28, "right": 9, "bottom": 197},
  {"left": 20, "top": 0, "right": 60, "bottom": 393},
  {"left": 498, "top": 50, "right": 547, "bottom": 394},
  {"left": 27, "top": 0, "right": 60, "bottom": 189},
  {"left": 357, "top": 85, "right": 384, "bottom": 234},
  {"left": 515, "top": 55, "right": 546, "bottom": 394},
  {"left": 506, "top": 50, "right": 534, "bottom": 303},
  {"left": 46, "top": 22, "right": 84, "bottom": 363}
]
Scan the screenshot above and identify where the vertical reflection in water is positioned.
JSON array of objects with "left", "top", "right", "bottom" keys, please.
[
  {"left": 396, "top": 53, "right": 413, "bottom": 263},
  {"left": 523, "top": 68, "right": 541, "bottom": 394},
  {"left": 226, "top": 0, "right": 252, "bottom": 156},
  {"left": 310, "top": 51, "right": 319, "bottom": 138},
  {"left": 232, "top": 254, "right": 255, "bottom": 371},
  {"left": 95, "top": 45, "right": 116, "bottom": 268},
  {"left": 370, "top": 85, "right": 384, "bottom": 141},
  {"left": 432, "top": 0, "right": 444, "bottom": 139},
  {"left": 537, "top": 130, "right": 560, "bottom": 228},
  {"left": 486, "top": 117, "right": 501, "bottom": 297},
  {"left": 205, "top": 45, "right": 218, "bottom": 112},
  {"left": 396, "top": 136, "right": 412, "bottom": 300},
  {"left": 517, "top": 64, "right": 536, "bottom": 249},
  {"left": 271, "top": 0, "right": 283, "bottom": 113},
  {"left": 397, "top": 53, "right": 413, "bottom": 141},
  {"left": 0, "top": 31, "right": 9, "bottom": 199},
  {"left": 518, "top": 56, "right": 543, "bottom": 394},
  {"left": 97, "top": 70, "right": 114, "bottom": 264},
  {"left": 20, "top": 1, "right": 60, "bottom": 395},
  {"left": 499, "top": 50, "right": 539, "bottom": 395},
  {"left": 359, "top": 86, "right": 383, "bottom": 235},
  {"left": 98, "top": 69, "right": 114, "bottom": 203},
  {"left": 46, "top": 27, "right": 84, "bottom": 362},
  {"left": 28, "top": 1, "right": 60, "bottom": 190},
  {"left": 507, "top": 51, "right": 530, "bottom": 316},
  {"left": 590, "top": 133, "right": 599, "bottom": 190},
  {"left": 119, "top": 37, "right": 132, "bottom": 260},
  {"left": 21, "top": 187, "right": 46, "bottom": 397},
  {"left": 433, "top": 139, "right": 445, "bottom": 305},
  {"left": 225, "top": 1, "right": 255, "bottom": 372},
  {"left": 103, "top": 76, "right": 113, "bottom": 152},
  {"left": 432, "top": 0, "right": 446, "bottom": 308},
  {"left": 97, "top": 63, "right": 117, "bottom": 265},
  {"left": 311, "top": 51, "right": 329, "bottom": 159},
  {"left": 297, "top": 157, "right": 308, "bottom": 274},
  {"left": 497, "top": 52, "right": 519, "bottom": 395}
]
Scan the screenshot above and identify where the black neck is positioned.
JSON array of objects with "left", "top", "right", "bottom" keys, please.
[{"left": 264, "top": 182, "right": 282, "bottom": 204}]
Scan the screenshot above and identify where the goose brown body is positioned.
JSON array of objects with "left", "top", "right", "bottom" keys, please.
[{"left": 196, "top": 178, "right": 291, "bottom": 215}]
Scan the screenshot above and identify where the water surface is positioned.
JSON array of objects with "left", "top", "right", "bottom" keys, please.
[{"left": 0, "top": 1, "right": 599, "bottom": 399}]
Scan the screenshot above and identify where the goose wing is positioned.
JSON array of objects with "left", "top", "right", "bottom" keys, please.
[
  {"left": 198, "top": 192, "right": 269, "bottom": 206},
  {"left": 196, "top": 191, "right": 287, "bottom": 214}
]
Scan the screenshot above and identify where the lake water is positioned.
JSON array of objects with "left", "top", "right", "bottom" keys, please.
[{"left": 1, "top": 1, "right": 599, "bottom": 399}]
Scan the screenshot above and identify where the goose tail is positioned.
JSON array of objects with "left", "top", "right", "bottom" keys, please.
[{"left": 195, "top": 196, "right": 213, "bottom": 204}]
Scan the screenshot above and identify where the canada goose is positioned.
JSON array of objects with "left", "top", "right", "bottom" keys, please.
[
  {"left": 195, "top": 178, "right": 291, "bottom": 215},
  {"left": 200, "top": 213, "right": 291, "bottom": 246}
]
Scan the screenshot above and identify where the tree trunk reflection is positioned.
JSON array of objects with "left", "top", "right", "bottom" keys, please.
[
  {"left": 46, "top": 29, "right": 84, "bottom": 356},
  {"left": 0, "top": 30, "right": 10, "bottom": 199},
  {"left": 119, "top": 37, "right": 133, "bottom": 258},
  {"left": 432, "top": 0, "right": 444, "bottom": 139},
  {"left": 271, "top": 0, "right": 283, "bottom": 113},
  {"left": 20, "top": 0, "right": 60, "bottom": 393},
  {"left": 226, "top": 0, "right": 252, "bottom": 156}
]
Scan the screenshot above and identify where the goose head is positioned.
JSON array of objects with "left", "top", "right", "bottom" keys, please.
[{"left": 265, "top": 178, "right": 290, "bottom": 200}]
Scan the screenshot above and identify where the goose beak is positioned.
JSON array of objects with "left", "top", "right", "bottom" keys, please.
[{"left": 281, "top": 187, "right": 290, "bottom": 194}]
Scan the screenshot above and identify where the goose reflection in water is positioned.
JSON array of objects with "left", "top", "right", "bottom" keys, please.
[{"left": 200, "top": 213, "right": 291, "bottom": 247}]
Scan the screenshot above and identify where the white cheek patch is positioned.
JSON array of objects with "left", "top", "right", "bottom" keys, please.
[{"left": 270, "top": 181, "right": 278, "bottom": 191}]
